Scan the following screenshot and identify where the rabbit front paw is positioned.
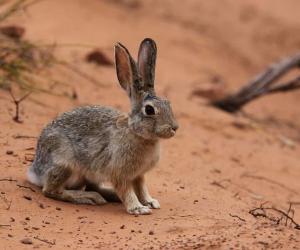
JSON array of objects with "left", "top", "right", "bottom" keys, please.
[
  {"left": 143, "top": 199, "right": 160, "bottom": 209},
  {"left": 127, "top": 205, "right": 152, "bottom": 215}
]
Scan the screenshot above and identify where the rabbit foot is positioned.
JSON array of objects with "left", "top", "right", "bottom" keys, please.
[
  {"left": 143, "top": 199, "right": 160, "bottom": 209},
  {"left": 74, "top": 195, "right": 107, "bottom": 205},
  {"left": 65, "top": 190, "right": 107, "bottom": 205},
  {"left": 127, "top": 205, "right": 152, "bottom": 215},
  {"left": 74, "top": 197, "right": 100, "bottom": 205},
  {"left": 45, "top": 189, "right": 107, "bottom": 205}
]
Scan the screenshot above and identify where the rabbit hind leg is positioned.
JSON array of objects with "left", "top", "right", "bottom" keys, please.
[
  {"left": 42, "top": 165, "right": 107, "bottom": 205},
  {"left": 85, "top": 181, "right": 121, "bottom": 202}
]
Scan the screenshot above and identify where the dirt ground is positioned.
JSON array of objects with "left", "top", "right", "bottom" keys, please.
[{"left": 1, "top": 0, "right": 300, "bottom": 249}]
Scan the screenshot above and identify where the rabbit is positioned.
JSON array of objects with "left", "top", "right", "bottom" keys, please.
[{"left": 27, "top": 38, "right": 179, "bottom": 215}]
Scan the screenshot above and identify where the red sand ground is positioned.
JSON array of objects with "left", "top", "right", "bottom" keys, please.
[{"left": 1, "top": 0, "right": 300, "bottom": 249}]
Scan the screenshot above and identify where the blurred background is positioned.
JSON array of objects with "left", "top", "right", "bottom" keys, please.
[{"left": 0, "top": 0, "right": 300, "bottom": 249}]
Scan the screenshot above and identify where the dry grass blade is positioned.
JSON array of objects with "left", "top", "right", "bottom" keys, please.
[
  {"left": 0, "top": 0, "right": 45, "bottom": 22},
  {"left": 0, "top": 0, "right": 26, "bottom": 22},
  {"left": 0, "top": 0, "right": 52, "bottom": 92}
]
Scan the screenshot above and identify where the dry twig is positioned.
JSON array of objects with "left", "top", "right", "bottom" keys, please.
[
  {"left": 9, "top": 89, "right": 31, "bottom": 123},
  {"left": 33, "top": 236, "right": 56, "bottom": 245},
  {"left": 229, "top": 213, "right": 246, "bottom": 222},
  {"left": 249, "top": 203, "right": 300, "bottom": 230}
]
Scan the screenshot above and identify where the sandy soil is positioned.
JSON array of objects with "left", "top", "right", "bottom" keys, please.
[{"left": 1, "top": 0, "right": 300, "bottom": 249}]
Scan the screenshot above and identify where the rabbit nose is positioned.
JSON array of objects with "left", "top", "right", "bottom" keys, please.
[{"left": 171, "top": 124, "right": 179, "bottom": 132}]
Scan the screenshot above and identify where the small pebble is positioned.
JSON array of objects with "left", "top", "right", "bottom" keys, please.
[
  {"left": 6, "top": 150, "right": 13, "bottom": 155},
  {"left": 21, "top": 238, "right": 32, "bottom": 245}
]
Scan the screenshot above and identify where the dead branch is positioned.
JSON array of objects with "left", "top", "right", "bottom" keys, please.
[
  {"left": 229, "top": 213, "right": 246, "bottom": 222},
  {"left": 212, "top": 53, "right": 300, "bottom": 112},
  {"left": 268, "top": 77, "right": 300, "bottom": 93},
  {"left": 249, "top": 203, "right": 300, "bottom": 230},
  {"left": 9, "top": 89, "right": 31, "bottom": 123}
]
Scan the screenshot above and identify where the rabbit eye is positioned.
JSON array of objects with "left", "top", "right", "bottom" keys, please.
[{"left": 144, "top": 105, "right": 155, "bottom": 115}]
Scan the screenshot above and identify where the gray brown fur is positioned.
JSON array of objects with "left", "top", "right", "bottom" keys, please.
[{"left": 27, "top": 38, "right": 178, "bottom": 215}]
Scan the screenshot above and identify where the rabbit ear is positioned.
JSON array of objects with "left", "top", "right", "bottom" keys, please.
[
  {"left": 115, "top": 42, "right": 142, "bottom": 100},
  {"left": 138, "top": 38, "right": 157, "bottom": 95}
]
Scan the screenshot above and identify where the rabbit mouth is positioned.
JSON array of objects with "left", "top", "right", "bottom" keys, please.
[
  {"left": 130, "top": 125, "right": 176, "bottom": 140},
  {"left": 156, "top": 128, "right": 176, "bottom": 139}
]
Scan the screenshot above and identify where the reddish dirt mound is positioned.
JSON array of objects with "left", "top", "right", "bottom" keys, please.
[{"left": 1, "top": 0, "right": 300, "bottom": 249}]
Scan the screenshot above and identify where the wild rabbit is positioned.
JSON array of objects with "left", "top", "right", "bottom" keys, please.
[{"left": 27, "top": 38, "right": 178, "bottom": 215}]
